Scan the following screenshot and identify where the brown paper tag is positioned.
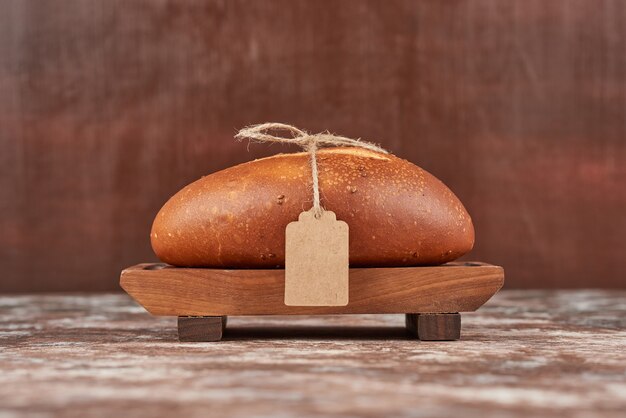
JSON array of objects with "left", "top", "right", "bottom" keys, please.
[{"left": 284, "top": 210, "right": 349, "bottom": 306}]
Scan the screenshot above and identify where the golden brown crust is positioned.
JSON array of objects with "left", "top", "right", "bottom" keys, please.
[{"left": 151, "top": 148, "right": 475, "bottom": 267}]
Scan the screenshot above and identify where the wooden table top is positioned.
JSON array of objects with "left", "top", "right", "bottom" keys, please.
[{"left": 1, "top": 291, "right": 625, "bottom": 417}]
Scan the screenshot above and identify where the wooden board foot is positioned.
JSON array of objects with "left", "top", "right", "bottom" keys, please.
[
  {"left": 178, "top": 316, "right": 227, "bottom": 342},
  {"left": 405, "top": 313, "right": 461, "bottom": 341}
]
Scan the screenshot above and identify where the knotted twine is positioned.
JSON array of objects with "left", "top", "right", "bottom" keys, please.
[{"left": 235, "top": 123, "right": 388, "bottom": 219}]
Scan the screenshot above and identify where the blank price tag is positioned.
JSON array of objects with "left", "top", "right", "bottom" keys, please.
[{"left": 284, "top": 210, "right": 349, "bottom": 306}]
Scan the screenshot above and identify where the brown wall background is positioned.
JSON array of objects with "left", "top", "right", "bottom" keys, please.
[{"left": 1, "top": 0, "right": 625, "bottom": 292}]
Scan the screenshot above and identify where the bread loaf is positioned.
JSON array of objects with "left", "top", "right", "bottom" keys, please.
[{"left": 151, "top": 148, "right": 474, "bottom": 267}]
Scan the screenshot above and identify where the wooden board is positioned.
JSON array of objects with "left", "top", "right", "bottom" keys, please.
[{"left": 120, "top": 262, "right": 504, "bottom": 316}]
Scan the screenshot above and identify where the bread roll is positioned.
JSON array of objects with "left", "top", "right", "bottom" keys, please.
[{"left": 151, "top": 148, "right": 474, "bottom": 267}]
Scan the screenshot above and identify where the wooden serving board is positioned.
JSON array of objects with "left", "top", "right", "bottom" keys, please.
[
  {"left": 120, "top": 262, "right": 503, "bottom": 316},
  {"left": 120, "top": 262, "right": 503, "bottom": 341}
]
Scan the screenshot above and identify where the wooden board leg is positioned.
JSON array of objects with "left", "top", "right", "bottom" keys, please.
[
  {"left": 178, "top": 316, "right": 227, "bottom": 342},
  {"left": 406, "top": 313, "right": 460, "bottom": 341}
]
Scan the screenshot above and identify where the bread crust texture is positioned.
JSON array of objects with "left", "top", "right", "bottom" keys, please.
[{"left": 151, "top": 148, "right": 474, "bottom": 268}]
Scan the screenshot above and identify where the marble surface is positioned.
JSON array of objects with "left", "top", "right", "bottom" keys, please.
[{"left": 0, "top": 291, "right": 625, "bottom": 418}]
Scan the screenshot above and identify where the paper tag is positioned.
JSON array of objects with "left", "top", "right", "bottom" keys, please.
[{"left": 284, "top": 210, "right": 349, "bottom": 306}]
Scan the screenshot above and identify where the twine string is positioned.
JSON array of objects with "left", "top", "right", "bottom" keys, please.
[{"left": 235, "top": 123, "right": 388, "bottom": 219}]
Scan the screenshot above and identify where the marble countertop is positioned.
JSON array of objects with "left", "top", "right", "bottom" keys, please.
[{"left": 1, "top": 290, "right": 625, "bottom": 418}]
